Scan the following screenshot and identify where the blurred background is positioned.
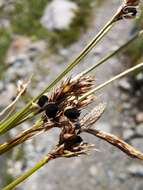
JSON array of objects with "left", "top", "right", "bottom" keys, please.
[{"left": 0, "top": 0, "right": 143, "bottom": 189}]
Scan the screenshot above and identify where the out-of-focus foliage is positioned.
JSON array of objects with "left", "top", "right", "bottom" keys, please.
[
  {"left": 49, "top": 0, "right": 94, "bottom": 47},
  {"left": 0, "top": 0, "right": 95, "bottom": 67},
  {"left": 0, "top": 29, "right": 11, "bottom": 77},
  {"left": 125, "top": 5, "right": 143, "bottom": 64},
  {"left": 11, "top": 0, "right": 50, "bottom": 38}
]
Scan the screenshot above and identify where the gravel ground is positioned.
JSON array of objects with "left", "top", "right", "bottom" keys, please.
[{"left": 1, "top": 1, "right": 143, "bottom": 190}]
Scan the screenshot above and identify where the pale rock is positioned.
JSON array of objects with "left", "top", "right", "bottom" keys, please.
[
  {"left": 0, "top": 18, "right": 10, "bottom": 28},
  {"left": 89, "top": 166, "right": 98, "bottom": 177},
  {"left": 136, "top": 112, "right": 143, "bottom": 123},
  {"left": 40, "top": 0, "right": 78, "bottom": 30},
  {"left": 5, "top": 36, "right": 46, "bottom": 65},
  {"left": 28, "top": 41, "right": 46, "bottom": 54},
  {"left": 7, "top": 160, "right": 23, "bottom": 176},
  {"left": 131, "top": 138, "right": 143, "bottom": 152},
  {"left": 0, "top": 0, "right": 16, "bottom": 9},
  {"left": 122, "top": 129, "right": 134, "bottom": 140},
  {"left": 5, "top": 36, "right": 32, "bottom": 65},
  {"left": 136, "top": 124, "right": 143, "bottom": 135},
  {"left": 136, "top": 72, "right": 143, "bottom": 81},
  {"left": 0, "top": 83, "right": 16, "bottom": 107},
  {"left": 96, "top": 122, "right": 111, "bottom": 133},
  {"left": 122, "top": 102, "right": 131, "bottom": 110},
  {"left": 118, "top": 78, "right": 131, "bottom": 91},
  {"left": 0, "top": 0, "right": 6, "bottom": 7},
  {"left": 127, "top": 164, "right": 143, "bottom": 177}
]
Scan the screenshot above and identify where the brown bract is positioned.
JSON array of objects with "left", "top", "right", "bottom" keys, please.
[{"left": 124, "top": 0, "right": 140, "bottom": 6}]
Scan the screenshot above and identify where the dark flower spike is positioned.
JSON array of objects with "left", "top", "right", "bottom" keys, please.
[
  {"left": 37, "top": 95, "right": 48, "bottom": 108},
  {"left": 75, "top": 122, "right": 81, "bottom": 130},
  {"left": 45, "top": 103, "right": 59, "bottom": 119},
  {"left": 64, "top": 135, "right": 83, "bottom": 150},
  {"left": 122, "top": 6, "right": 137, "bottom": 19},
  {"left": 64, "top": 107, "right": 80, "bottom": 120},
  {"left": 115, "top": 0, "right": 139, "bottom": 21},
  {"left": 51, "top": 76, "right": 95, "bottom": 104}
]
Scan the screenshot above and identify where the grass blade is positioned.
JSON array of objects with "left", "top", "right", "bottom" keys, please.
[
  {"left": 80, "top": 62, "right": 143, "bottom": 101},
  {"left": 0, "top": 13, "right": 117, "bottom": 135}
]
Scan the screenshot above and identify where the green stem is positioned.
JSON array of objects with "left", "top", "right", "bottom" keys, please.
[
  {"left": 80, "top": 30, "right": 143, "bottom": 77},
  {"left": 0, "top": 12, "right": 117, "bottom": 135},
  {"left": 0, "top": 119, "right": 43, "bottom": 155},
  {"left": 80, "top": 62, "right": 143, "bottom": 101},
  {"left": 2, "top": 30, "right": 142, "bottom": 155},
  {"left": 2, "top": 155, "right": 52, "bottom": 190},
  {"left": 35, "top": 23, "right": 114, "bottom": 101}
]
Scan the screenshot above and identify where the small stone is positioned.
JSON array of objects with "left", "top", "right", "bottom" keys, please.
[
  {"left": 0, "top": 18, "right": 10, "bottom": 28},
  {"left": 131, "top": 138, "right": 143, "bottom": 152},
  {"left": 0, "top": 83, "right": 16, "bottom": 107},
  {"left": 89, "top": 166, "right": 98, "bottom": 177},
  {"left": 118, "top": 78, "right": 131, "bottom": 91},
  {"left": 136, "top": 72, "right": 143, "bottom": 81},
  {"left": 136, "top": 124, "right": 143, "bottom": 135},
  {"left": 7, "top": 160, "right": 23, "bottom": 176},
  {"left": 122, "top": 102, "right": 131, "bottom": 110},
  {"left": 136, "top": 112, "right": 143, "bottom": 123},
  {"left": 127, "top": 164, "right": 143, "bottom": 177},
  {"left": 122, "top": 119, "right": 135, "bottom": 129},
  {"left": 120, "top": 93, "right": 129, "bottom": 101},
  {"left": 96, "top": 122, "right": 111, "bottom": 133},
  {"left": 0, "top": 0, "right": 6, "bottom": 7},
  {"left": 5, "top": 36, "right": 31, "bottom": 65},
  {"left": 27, "top": 40, "right": 46, "bottom": 55},
  {"left": 118, "top": 173, "right": 128, "bottom": 182},
  {"left": 122, "top": 129, "right": 134, "bottom": 140}
]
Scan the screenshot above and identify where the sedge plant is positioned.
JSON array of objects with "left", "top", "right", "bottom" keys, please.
[{"left": 1, "top": 0, "right": 143, "bottom": 189}]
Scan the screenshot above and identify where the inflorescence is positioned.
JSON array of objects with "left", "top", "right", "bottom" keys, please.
[{"left": 36, "top": 75, "right": 95, "bottom": 153}]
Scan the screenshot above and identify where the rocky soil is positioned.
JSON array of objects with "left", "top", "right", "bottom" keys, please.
[{"left": 0, "top": 0, "right": 143, "bottom": 190}]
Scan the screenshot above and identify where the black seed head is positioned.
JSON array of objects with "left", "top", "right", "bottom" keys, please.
[
  {"left": 127, "top": 7, "right": 137, "bottom": 16},
  {"left": 64, "top": 107, "right": 80, "bottom": 119},
  {"left": 64, "top": 135, "right": 83, "bottom": 150},
  {"left": 124, "top": 6, "right": 137, "bottom": 16},
  {"left": 37, "top": 95, "right": 48, "bottom": 107},
  {"left": 45, "top": 103, "right": 58, "bottom": 118},
  {"left": 75, "top": 123, "right": 81, "bottom": 129},
  {"left": 74, "top": 136, "right": 83, "bottom": 144}
]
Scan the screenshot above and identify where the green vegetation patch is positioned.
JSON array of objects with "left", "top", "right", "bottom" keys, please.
[
  {"left": 0, "top": 29, "right": 11, "bottom": 78},
  {"left": 0, "top": 0, "right": 96, "bottom": 68},
  {"left": 49, "top": 0, "right": 94, "bottom": 48},
  {"left": 11, "top": 0, "right": 51, "bottom": 39},
  {"left": 0, "top": 0, "right": 95, "bottom": 66},
  {"left": 10, "top": 0, "right": 95, "bottom": 48}
]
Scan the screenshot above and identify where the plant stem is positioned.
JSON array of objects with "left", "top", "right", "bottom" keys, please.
[
  {"left": 0, "top": 119, "right": 43, "bottom": 155},
  {"left": 0, "top": 12, "right": 118, "bottom": 135},
  {"left": 2, "top": 29, "right": 143, "bottom": 133},
  {"left": 80, "top": 62, "right": 143, "bottom": 101},
  {"left": 80, "top": 30, "right": 143, "bottom": 77},
  {"left": 35, "top": 24, "right": 115, "bottom": 100},
  {"left": 85, "top": 128, "right": 143, "bottom": 160},
  {"left": 2, "top": 155, "right": 53, "bottom": 190}
]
